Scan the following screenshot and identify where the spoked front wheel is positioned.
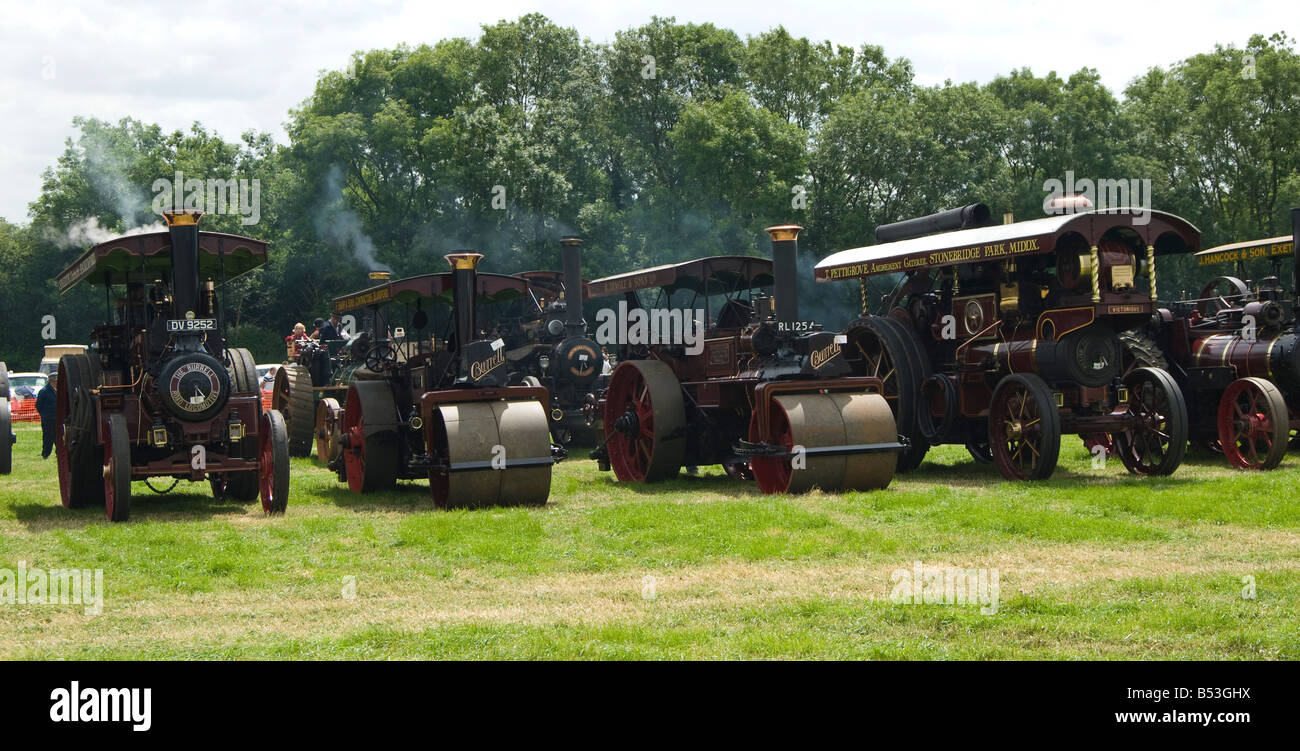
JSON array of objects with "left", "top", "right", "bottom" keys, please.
[
  {"left": 104, "top": 413, "right": 131, "bottom": 522},
  {"left": 1217, "top": 377, "right": 1288, "bottom": 471},
  {"left": 988, "top": 374, "right": 1061, "bottom": 481},
  {"left": 1111, "top": 367, "right": 1188, "bottom": 476},
  {"left": 259, "top": 410, "right": 290, "bottom": 514}
]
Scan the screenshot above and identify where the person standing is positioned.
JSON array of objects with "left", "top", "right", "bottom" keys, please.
[
  {"left": 35, "top": 374, "right": 57, "bottom": 459},
  {"left": 315, "top": 312, "right": 344, "bottom": 342}
]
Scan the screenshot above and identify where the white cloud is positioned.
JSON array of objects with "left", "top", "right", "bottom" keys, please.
[{"left": 0, "top": 0, "right": 1287, "bottom": 222}]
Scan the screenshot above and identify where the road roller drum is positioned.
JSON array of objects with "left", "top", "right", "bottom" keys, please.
[
  {"left": 749, "top": 391, "right": 898, "bottom": 494},
  {"left": 429, "top": 398, "right": 553, "bottom": 508}
]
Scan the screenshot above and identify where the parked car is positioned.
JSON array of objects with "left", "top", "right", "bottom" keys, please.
[{"left": 5, "top": 372, "right": 47, "bottom": 422}]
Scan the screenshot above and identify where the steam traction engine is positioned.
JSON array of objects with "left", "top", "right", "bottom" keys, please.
[
  {"left": 331, "top": 252, "right": 564, "bottom": 507},
  {"left": 816, "top": 205, "right": 1198, "bottom": 481},
  {"left": 1129, "top": 208, "right": 1300, "bottom": 469},
  {"left": 505, "top": 237, "right": 605, "bottom": 444},
  {"left": 51, "top": 211, "right": 289, "bottom": 521},
  {"left": 590, "top": 225, "right": 904, "bottom": 494}
]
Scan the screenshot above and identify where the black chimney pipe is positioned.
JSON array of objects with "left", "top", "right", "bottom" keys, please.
[
  {"left": 445, "top": 252, "right": 482, "bottom": 375},
  {"left": 766, "top": 225, "right": 803, "bottom": 324},
  {"left": 875, "top": 203, "right": 994, "bottom": 244},
  {"left": 560, "top": 236, "right": 586, "bottom": 336},
  {"left": 164, "top": 210, "right": 203, "bottom": 321}
]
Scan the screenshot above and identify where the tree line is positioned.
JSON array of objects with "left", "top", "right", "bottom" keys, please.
[{"left": 1, "top": 15, "right": 1297, "bottom": 365}]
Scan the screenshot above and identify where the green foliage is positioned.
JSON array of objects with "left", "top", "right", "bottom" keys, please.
[{"left": 3, "top": 18, "right": 1299, "bottom": 348}]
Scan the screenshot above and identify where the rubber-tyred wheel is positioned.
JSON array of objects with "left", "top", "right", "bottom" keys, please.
[
  {"left": 843, "top": 316, "right": 926, "bottom": 471},
  {"left": 259, "top": 409, "right": 290, "bottom": 513},
  {"left": 988, "top": 374, "right": 1061, "bottom": 481},
  {"left": 341, "top": 383, "right": 398, "bottom": 494},
  {"left": 1112, "top": 367, "right": 1188, "bottom": 476},
  {"left": 315, "top": 397, "right": 342, "bottom": 463},
  {"left": 1217, "top": 377, "right": 1288, "bottom": 471},
  {"left": 104, "top": 413, "right": 131, "bottom": 522},
  {"left": 604, "top": 360, "right": 685, "bottom": 483},
  {"left": 272, "top": 364, "right": 315, "bottom": 457}
]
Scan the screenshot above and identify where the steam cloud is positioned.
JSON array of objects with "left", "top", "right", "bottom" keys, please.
[{"left": 316, "top": 165, "right": 389, "bottom": 272}]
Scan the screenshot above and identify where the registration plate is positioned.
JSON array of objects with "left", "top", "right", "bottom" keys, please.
[{"left": 167, "top": 318, "right": 217, "bottom": 333}]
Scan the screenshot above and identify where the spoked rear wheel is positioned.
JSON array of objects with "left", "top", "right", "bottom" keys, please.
[
  {"left": 103, "top": 413, "right": 131, "bottom": 522},
  {"left": 603, "top": 360, "right": 685, "bottom": 483},
  {"left": 259, "top": 410, "right": 290, "bottom": 514},
  {"left": 988, "top": 374, "right": 1061, "bottom": 481},
  {"left": 1112, "top": 367, "right": 1188, "bottom": 476},
  {"left": 1217, "top": 377, "right": 1288, "bottom": 471}
]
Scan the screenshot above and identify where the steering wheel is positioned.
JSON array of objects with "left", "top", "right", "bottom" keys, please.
[{"left": 365, "top": 343, "right": 398, "bottom": 372}]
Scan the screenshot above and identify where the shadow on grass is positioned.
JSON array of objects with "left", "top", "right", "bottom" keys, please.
[
  {"left": 321, "top": 479, "right": 440, "bottom": 511},
  {"left": 11, "top": 490, "right": 249, "bottom": 531}
]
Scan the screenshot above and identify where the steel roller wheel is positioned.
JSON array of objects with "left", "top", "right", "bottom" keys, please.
[
  {"left": 749, "top": 392, "right": 897, "bottom": 494},
  {"left": 56, "top": 354, "right": 103, "bottom": 509},
  {"left": 315, "top": 397, "right": 343, "bottom": 463},
  {"left": 103, "top": 413, "right": 131, "bottom": 522},
  {"left": 0, "top": 399, "right": 12, "bottom": 474},
  {"left": 0, "top": 361, "right": 8, "bottom": 399},
  {"left": 259, "top": 410, "right": 290, "bottom": 514},
  {"left": 429, "top": 398, "right": 553, "bottom": 508},
  {"left": 843, "top": 316, "right": 926, "bottom": 471},
  {"left": 341, "top": 382, "right": 399, "bottom": 494},
  {"left": 603, "top": 360, "right": 685, "bottom": 483},
  {"left": 1217, "top": 377, "right": 1288, "bottom": 471},
  {"left": 1111, "top": 367, "right": 1188, "bottom": 476},
  {"left": 988, "top": 373, "right": 1061, "bottom": 481},
  {"left": 272, "top": 364, "right": 315, "bottom": 457}
]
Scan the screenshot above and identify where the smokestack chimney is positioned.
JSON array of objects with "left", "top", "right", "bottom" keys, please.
[
  {"left": 163, "top": 210, "right": 203, "bottom": 325},
  {"left": 369, "top": 270, "right": 391, "bottom": 282},
  {"left": 560, "top": 236, "right": 585, "bottom": 335},
  {"left": 445, "top": 252, "right": 483, "bottom": 374},
  {"left": 766, "top": 225, "right": 803, "bottom": 325}
]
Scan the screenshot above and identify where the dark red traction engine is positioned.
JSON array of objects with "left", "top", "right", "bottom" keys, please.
[
  {"left": 51, "top": 211, "right": 289, "bottom": 521},
  {"left": 816, "top": 205, "right": 1200, "bottom": 481}
]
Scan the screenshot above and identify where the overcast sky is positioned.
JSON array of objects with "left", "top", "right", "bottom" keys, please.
[{"left": 0, "top": 0, "right": 1285, "bottom": 222}]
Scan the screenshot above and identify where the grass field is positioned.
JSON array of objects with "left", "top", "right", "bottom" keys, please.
[{"left": 1, "top": 421, "right": 1297, "bottom": 659}]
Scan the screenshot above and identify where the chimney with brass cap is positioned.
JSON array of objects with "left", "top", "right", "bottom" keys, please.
[
  {"left": 445, "top": 252, "right": 484, "bottom": 374},
  {"left": 163, "top": 210, "right": 204, "bottom": 348},
  {"left": 766, "top": 224, "right": 803, "bottom": 325}
]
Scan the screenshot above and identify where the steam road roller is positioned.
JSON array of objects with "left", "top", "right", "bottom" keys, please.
[
  {"left": 817, "top": 203, "right": 1198, "bottom": 481},
  {"left": 588, "top": 225, "right": 905, "bottom": 494},
  {"left": 332, "top": 252, "right": 565, "bottom": 508},
  {"left": 1123, "top": 207, "right": 1300, "bottom": 469},
  {"left": 50, "top": 210, "right": 289, "bottom": 521}
]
